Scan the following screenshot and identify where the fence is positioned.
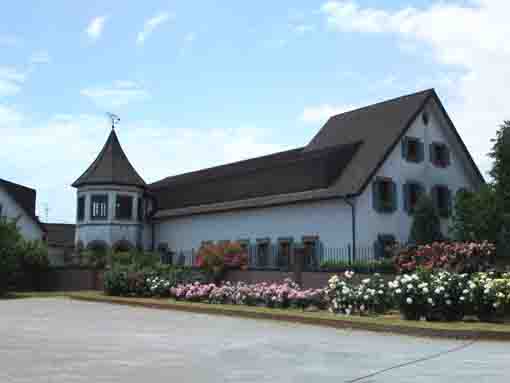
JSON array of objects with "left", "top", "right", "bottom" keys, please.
[{"left": 163, "top": 243, "right": 377, "bottom": 271}]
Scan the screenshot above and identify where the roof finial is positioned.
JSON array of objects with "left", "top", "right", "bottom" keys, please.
[{"left": 106, "top": 112, "right": 120, "bottom": 130}]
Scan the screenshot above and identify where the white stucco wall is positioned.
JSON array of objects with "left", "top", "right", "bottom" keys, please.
[
  {"left": 155, "top": 199, "right": 352, "bottom": 251},
  {"left": 355, "top": 98, "right": 481, "bottom": 246},
  {"left": 0, "top": 186, "right": 43, "bottom": 241}
]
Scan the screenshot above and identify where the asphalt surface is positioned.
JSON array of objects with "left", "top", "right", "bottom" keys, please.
[{"left": 0, "top": 298, "right": 508, "bottom": 382}]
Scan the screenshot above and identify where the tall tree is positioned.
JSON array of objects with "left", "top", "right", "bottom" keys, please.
[
  {"left": 489, "top": 120, "right": 510, "bottom": 215},
  {"left": 409, "top": 195, "right": 442, "bottom": 245}
]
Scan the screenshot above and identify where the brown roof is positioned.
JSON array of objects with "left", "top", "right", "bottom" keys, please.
[
  {"left": 44, "top": 223, "right": 75, "bottom": 248},
  {"left": 148, "top": 89, "right": 483, "bottom": 218},
  {"left": 0, "top": 178, "right": 46, "bottom": 232},
  {"left": 72, "top": 129, "right": 145, "bottom": 188},
  {"left": 150, "top": 142, "right": 361, "bottom": 210}
]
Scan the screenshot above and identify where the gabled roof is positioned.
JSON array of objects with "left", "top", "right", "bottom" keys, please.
[
  {"left": 0, "top": 178, "right": 46, "bottom": 232},
  {"left": 150, "top": 88, "right": 483, "bottom": 218},
  {"left": 72, "top": 129, "right": 145, "bottom": 188},
  {"left": 150, "top": 142, "right": 361, "bottom": 211},
  {"left": 44, "top": 223, "right": 75, "bottom": 248}
]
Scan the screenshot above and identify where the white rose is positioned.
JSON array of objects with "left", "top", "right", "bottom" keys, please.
[
  {"left": 406, "top": 297, "right": 413, "bottom": 304},
  {"left": 395, "top": 289, "right": 402, "bottom": 294}
]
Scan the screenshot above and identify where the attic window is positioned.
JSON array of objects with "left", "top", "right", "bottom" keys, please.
[
  {"left": 373, "top": 178, "right": 397, "bottom": 213},
  {"left": 115, "top": 195, "right": 133, "bottom": 220},
  {"left": 422, "top": 111, "right": 429, "bottom": 125},
  {"left": 402, "top": 137, "right": 423, "bottom": 163},
  {"left": 430, "top": 142, "right": 450, "bottom": 168}
]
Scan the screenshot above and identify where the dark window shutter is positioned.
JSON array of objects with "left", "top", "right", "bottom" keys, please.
[
  {"left": 403, "top": 183, "right": 410, "bottom": 213},
  {"left": 373, "top": 181, "right": 381, "bottom": 212},
  {"left": 402, "top": 138, "right": 408, "bottom": 160},
  {"left": 417, "top": 141, "right": 424, "bottom": 163},
  {"left": 446, "top": 188, "right": 452, "bottom": 217},
  {"left": 429, "top": 143, "right": 436, "bottom": 165},
  {"left": 431, "top": 186, "right": 439, "bottom": 213},
  {"left": 390, "top": 181, "right": 397, "bottom": 212},
  {"left": 444, "top": 146, "right": 451, "bottom": 166}
]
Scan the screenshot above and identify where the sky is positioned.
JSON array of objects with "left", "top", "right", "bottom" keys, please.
[{"left": 1, "top": 0, "right": 508, "bottom": 223}]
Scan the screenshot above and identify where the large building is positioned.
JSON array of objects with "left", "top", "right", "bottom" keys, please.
[{"left": 72, "top": 89, "right": 484, "bottom": 264}]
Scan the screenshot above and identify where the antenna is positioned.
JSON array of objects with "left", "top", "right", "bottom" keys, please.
[{"left": 106, "top": 112, "right": 120, "bottom": 130}]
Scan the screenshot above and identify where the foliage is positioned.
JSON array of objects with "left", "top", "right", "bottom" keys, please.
[
  {"left": 468, "top": 272, "right": 510, "bottom": 321},
  {"left": 195, "top": 242, "right": 248, "bottom": 281},
  {"left": 81, "top": 250, "right": 107, "bottom": 268},
  {"left": 489, "top": 120, "right": 510, "bottom": 214},
  {"left": 409, "top": 195, "right": 442, "bottom": 245},
  {"left": 320, "top": 258, "right": 395, "bottom": 273},
  {"left": 0, "top": 218, "right": 23, "bottom": 295},
  {"left": 451, "top": 186, "right": 502, "bottom": 243},
  {"left": 393, "top": 241, "right": 496, "bottom": 273},
  {"left": 388, "top": 272, "right": 431, "bottom": 320},
  {"left": 109, "top": 250, "right": 160, "bottom": 269},
  {"left": 19, "top": 240, "right": 49, "bottom": 271},
  {"left": 426, "top": 271, "right": 471, "bottom": 321}
]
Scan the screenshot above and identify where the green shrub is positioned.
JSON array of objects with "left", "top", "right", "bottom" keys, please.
[
  {"left": 0, "top": 218, "right": 22, "bottom": 296},
  {"left": 409, "top": 195, "right": 442, "bottom": 245},
  {"left": 19, "top": 240, "right": 49, "bottom": 271}
]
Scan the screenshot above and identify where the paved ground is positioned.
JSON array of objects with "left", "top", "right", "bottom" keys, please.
[{"left": 0, "top": 299, "right": 509, "bottom": 383}]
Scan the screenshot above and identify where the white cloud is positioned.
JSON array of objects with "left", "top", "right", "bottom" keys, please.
[
  {"left": 30, "top": 50, "right": 51, "bottom": 64},
  {"left": 0, "top": 109, "right": 290, "bottom": 222},
  {"left": 292, "top": 24, "right": 315, "bottom": 34},
  {"left": 137, "top": 12, "right": 172, "bottom": 45},
  {"left": 86, "top": 16, "right": 107, "bottom": 41},
  {"left": 80, "top": 81, "right": 149, "bottom": 108},
  {"left": 184, "top": 32, "right": 196, "bottom": 43},
  {"left": 300, "top": 103, "right": 357, "bottom": 123},
  {"left": 0, "top": 67, "right": 26, "bottom": 97},
  {"left": 320, "top": 0, "right": 510, "bottom": 176}
]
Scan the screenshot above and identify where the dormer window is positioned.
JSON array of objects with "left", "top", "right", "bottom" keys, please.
[
  {"left": 373, "top": 178, "right": 397, "bottom": 213},
  {"left": 115, "top": 195, "right": 133, "bottom": 220},
  {"left": 402, "top": 137, "right": 424, "bottom": 163},
  {"left": 430, "top": 142, "right": 450, "bottom": 168},
  {"left": 91, "top": 195, "right": 108, "bottom": 220}
]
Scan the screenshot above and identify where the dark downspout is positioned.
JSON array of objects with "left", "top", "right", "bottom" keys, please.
[{"left": 344, "top": 197, "right": 356, "bottom": 263}]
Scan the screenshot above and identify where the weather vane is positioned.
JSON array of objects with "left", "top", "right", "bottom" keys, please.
[{"left": 106, "top": 112, "right": 120, "bottom": 130}]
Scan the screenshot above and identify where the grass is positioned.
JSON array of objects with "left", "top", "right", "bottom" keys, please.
[
  {"left": 66, "top": 291, "right": 510, "bottom": 340},
  {"left": 2, "top": 291, "right": 77, "bottom": 299}
]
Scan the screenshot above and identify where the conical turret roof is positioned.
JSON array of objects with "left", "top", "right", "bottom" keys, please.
[{"left": 72, "top": 129, "right": 145, "bottom": 188}]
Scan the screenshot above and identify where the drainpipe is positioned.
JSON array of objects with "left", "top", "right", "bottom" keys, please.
[{"left": 344, "top": 197, "right": 356, "bottom": 263}]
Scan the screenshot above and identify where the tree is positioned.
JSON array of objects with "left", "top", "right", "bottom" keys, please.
[
  {"left": 409, "top": 195, "right": 442, "bottom": 245},
  {"left": 0, "top": 218, "right": 23, "bottom": 296},
  {"left": 489, "top": 120, "right": 510, "bottom": 214},
  {"left": 450, "top": 186, "right": 502, "bottom": 242}
]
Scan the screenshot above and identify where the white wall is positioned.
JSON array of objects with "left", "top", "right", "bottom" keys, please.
[
  {"left": 0, "top": 186, "right": 43, "bottom": 241},
  {"left": 155, "top": 199, "right": 352, "bottom": 251},
  {"left": 355, "top": 98, "right": 481, "bottom": 246}
]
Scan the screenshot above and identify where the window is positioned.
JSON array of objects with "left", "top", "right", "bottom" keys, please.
[
  {"left": 302, "top": 236, "right": 319, "bottom": 270},
  {"left": 90, "top": 195, "right": 108, "bottom": 220},
  {"left": 430, "top": 142, "right": 450, "bottom": 168},
  {"left": 373, "top": 178, "right": 397, "bottom": 213},
  {"left": 115, "top": 195, "right": 133, "bottom": 220},
  {"left": 77, "top": 196, "right": 85, "bottom": 221},
  {"left": 277, "top": 237, "right": 293, "bottom": 269},
  {"left": 403, "top": 182, "right": 424, "bottom": 214},
  {"left": 432, "top": 185, "right": 452, "bottom": 218},
  {"left": 137, "top": 198, "right": 144, "bottom": 221},
  {"left": 256, "top": 238, "right": 270, "bottom": 268},
  {"left": 402, "top": 137, "right": 424, "bottom": 163}
]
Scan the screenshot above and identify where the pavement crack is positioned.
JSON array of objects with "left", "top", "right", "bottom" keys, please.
[{"left": 344, "top": 339, "right": 477, "bottom": 383}]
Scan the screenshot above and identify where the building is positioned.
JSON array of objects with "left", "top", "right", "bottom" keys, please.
[
  {"left": 72, "top": 89, "right": 484, "bottom": 264},
  {"left": 44, "top": 223, "right": 76, "bottom": 266},
  {"left": 0, "top": 178, "right": 46, "bottom": 241}
]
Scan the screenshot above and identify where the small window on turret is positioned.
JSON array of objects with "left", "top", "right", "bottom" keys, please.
[
  {"left": 116, "top": 195, "right": 133, "bottom": 220},
  {"left": 77, "top": 196, "right": 85, "bottom": 221},
  {"left": 91, "top": 195, "right": 108, "bottom": 220}
]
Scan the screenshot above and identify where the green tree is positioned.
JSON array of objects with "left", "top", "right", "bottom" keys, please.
[
  {"left": 409, "top": 195, "right": 442, "bottom": 245},
  {"left": 451, "top": 186, "right": 501, "bottom": 242},
  {"left": 0, "top": 218, "right": 23, "bottom": 296},
  {"left": 489, "top": 120, "right": 510, "bottom": 214}
]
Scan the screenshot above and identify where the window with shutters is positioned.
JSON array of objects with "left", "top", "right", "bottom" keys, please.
[
  {"left": 115, "top": 195, "right": 133, "bottom": 220},
  {"left": 277, "top": 237, "right": 293, "bottom": 269},
  {"left": 402, "top": 137, "right": 423, "bottom": 163},
  {"left": 256, "top": 238, "right": 270, "bottom": 268},
  {"left": 302, "top": 236, "right": 319, "bottom": 269},
  {"left": 403, "top": 181, "right": 424, "bottom": 214},
  {"left": 373, "top": 178, "right": 397, "bottom": 213},
  {"left": 430, "top": 142, "right": 450, "bottom": 168},
  {"left": 432, "top": 185, "right": 452, "bottom": 218},
  {"left": 77, "top": 196, "right": 85, "bottom": 221},
  {"left": 90, "top": 194, "right": 108, "bottom": 220},
  {"left": 137, "top": 198, "right": 144, "bottom": 221}
]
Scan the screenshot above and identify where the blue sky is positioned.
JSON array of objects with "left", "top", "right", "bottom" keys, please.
[{"left": 1, "top": 1, "right": 507, "bottom": 222}]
